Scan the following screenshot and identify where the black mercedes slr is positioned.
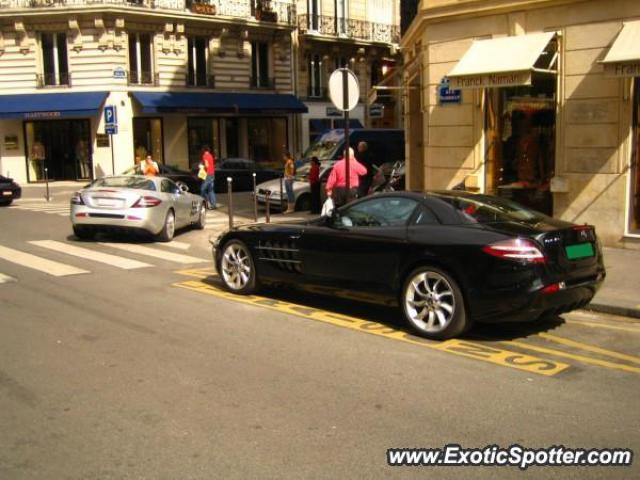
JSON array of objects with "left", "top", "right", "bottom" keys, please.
[{"left": 212, "top": 191, "right": 605, "bottom": 340}]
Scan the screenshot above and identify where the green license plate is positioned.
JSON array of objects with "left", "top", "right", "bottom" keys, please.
[{"left": 565, "top": 242, "right": 594, "bottom": 260}]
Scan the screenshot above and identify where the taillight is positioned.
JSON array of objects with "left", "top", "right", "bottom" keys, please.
[
  {"left": 70, "top": 192, "right": 84, "bottom": 205},
  {"left": 132, "top": 196, "right": 162, "bottom": 208},
  {"left": 482, "top": 238, "right": 546, "bottom": 264}
]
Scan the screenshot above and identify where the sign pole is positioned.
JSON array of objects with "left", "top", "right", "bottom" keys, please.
[
  {"left": 110, "top": 134, "right": 115, "bottom": 175},
  {"left": 342, "top": 68, "right": 350, "bottom": 200}
]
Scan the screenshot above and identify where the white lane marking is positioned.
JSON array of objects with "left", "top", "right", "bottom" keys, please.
[
  {"left": 29, "top": 240, "right": 151, "bottom": 270},
  {"left": 160, "top": 240, "right": 191, "bottom": 251},
  {"left": 0, "top": 245, "right": 89, "bottom": 277},
  {"left": 99, "top": 243, "right": 206, "bottom": 264},
  {"left": 0, "top": 273, "right": 17, "bottom": 284}
]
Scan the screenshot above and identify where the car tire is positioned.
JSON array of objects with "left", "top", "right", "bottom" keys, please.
[
  {"left": 402, "top": 266, "right": 468, "bottom": 340},
  {"left": 219, "top": 240, "right": 257, "bottom": 294},
  {"left": 195, "top": 202, "right": 206, "bottom": 230},
  {"left": 295, "top": 194, "right": 311, "bottom": 212},
  {"left": 0, "top": 200, "right": 12, "bottom": 207},
  {"left": 156, "top": 209, "right": 175, "bottom": 242},
  {"left": 73, "top": 225, "right": 95, "bottom": 240}
]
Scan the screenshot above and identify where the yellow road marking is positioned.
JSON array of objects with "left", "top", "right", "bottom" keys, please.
[
  {"left": 501, "top": 340, "right": 640, "bottom": 374},
  {"left": 538, "top": 333, "right": 640, "bottom": 365},
  {"left": 174, "top": 268, "right": 215, "bottom": 279},
  {"left": 174, "top": 278, "right": 569, "bottom": 377},
  {"left": 565, "top": 319, "right": 640, "bottom": 333}
]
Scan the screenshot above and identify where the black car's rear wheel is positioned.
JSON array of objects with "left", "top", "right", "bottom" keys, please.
[
  {"left": 220, "top": 240, "right": 257, "bottom": 294},
  {"left": 402, "top": 266, "right": 467, "bottom": 340}
]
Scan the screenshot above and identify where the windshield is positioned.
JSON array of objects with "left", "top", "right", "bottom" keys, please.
[
  {"left": 92, "top": 176, "right": 156, "bottom": 191},
  {"left": 302, "top": 130, "right": 344, "bottom": 161},
  {"left": 432, "top": 193, "right": 552, "bottom": 224}
]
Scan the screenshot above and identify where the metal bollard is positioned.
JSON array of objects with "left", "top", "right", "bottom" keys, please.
[
  {"left": 252, "top": 172, "right": 258, "bottom": 222},
  {"left": 279, "top": 176, "right": 284, "bottom": 212},
  {"left": 265, "top": 191, "right": 271, "bottom": 223},
  {"left": 227, "top": 177, "right": 233, "bottom": 229},
  {"left": 44, "top": 167, "right": 51, "bottom": 202}
]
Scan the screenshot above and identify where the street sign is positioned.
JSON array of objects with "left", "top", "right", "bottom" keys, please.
[
  {"left": 113, "top": 67, "right": 126, "bottom": 79},
  {"left": 104, "top": 105, "right": 117, "bottom": 126},
  {"left": 369, "top": 103, "right": 384, "bottom": 118},
  {"left": 326, "top": 106, "right": 342, "bottom": 117},
  {"left": 105, "top": 125, "right": 118, "bottom": 135},
  {"left": 437, "top": 77, "right": 462, "bottom": 104},
  {"left": 328, "top": 68, "right": 359, "bottom": 112}
]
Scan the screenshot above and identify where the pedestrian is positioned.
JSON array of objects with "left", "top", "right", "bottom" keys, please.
[
  {"left": 325, "top": 147, "right": 366, "bottom": 208},
  {"left": 356, "top": 141, "right": 374, "bottom": 197},
  {"left": 200, "top": 146, "right": 217, "bottom": 209},
  {"left": 283, "top": 151, "right": 296, "bottom": 213},
  {"left": 308, "top": 156, "right": 321, "bottom": 214},
  {"left": 142, "top": 155, "right": 159, "bottom": 177}
]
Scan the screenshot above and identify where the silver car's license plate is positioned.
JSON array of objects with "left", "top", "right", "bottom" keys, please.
[{"left": 96, "top": 198, "right": 123, "bottom": 208}]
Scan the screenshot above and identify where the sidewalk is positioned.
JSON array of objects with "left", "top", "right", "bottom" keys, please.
[{"left": 18, "top": 183, "right": 640, "bottom": 320}]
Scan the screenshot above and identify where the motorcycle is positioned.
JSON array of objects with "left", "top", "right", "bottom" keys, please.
[{"left": 368, "top": 160, "right": 405, "bottom": 194}]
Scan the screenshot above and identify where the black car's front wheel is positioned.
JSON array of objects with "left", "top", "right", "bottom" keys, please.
[
  {"left": 219, "top": 240, "right": 257, "bottom": 294},
  {"left": 402, "top": 266, "right": 468, "bottom": 340}
]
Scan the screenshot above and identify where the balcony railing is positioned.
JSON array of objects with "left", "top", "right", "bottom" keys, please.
[
  {"left": 250, "top": 76, "right": 275, "bottom": 89},
  {"left": 0, "top": 1, "right": 296, "bottom": 26},
  {"left": 128, "top": 70, "right": 159, "bottom": 86},
  {"left": 186, "top": 72, "right": 215, "bottom": 88},
  {"left": 36, "top": 72, "right": 71, "bottom": 88},
  {"left": 298, "top": 14, "right": 400, "bottom": 44}
]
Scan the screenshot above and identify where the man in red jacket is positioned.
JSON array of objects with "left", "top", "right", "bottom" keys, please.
[{"left": 200, "top": 146, "right": 216, "bottom": 209}]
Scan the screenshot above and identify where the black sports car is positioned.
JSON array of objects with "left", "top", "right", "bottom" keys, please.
[
  {"left": 212, "top": 191, "right": 605, "bottom": 339},
  {"left": 0, "top": 175, "right": 21, "bottom": 206},
  {"left": 212, "top": 158, "right": 281, "bottom": 193}
]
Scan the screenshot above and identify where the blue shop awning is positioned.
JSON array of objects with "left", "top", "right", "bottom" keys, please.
[
  {"left": 0, "top": 91, "right": 109, "bottom": 119},
  {"left": 131, "top": 92, "right": 308, "bottom": 114}
]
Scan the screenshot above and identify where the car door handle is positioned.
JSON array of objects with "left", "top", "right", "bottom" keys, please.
[{"left": 289, "top": 234, "right": 301, "bottom": 240}]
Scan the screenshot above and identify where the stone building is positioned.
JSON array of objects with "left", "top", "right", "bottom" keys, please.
[
  {"left": 401, "top": 0, "right": 640, "bottom": 247},
  {"left": 0, "top": 0, "right": 305, "bottom": 183}
]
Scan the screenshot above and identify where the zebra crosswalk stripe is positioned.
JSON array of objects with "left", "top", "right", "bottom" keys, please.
[
  {"left": 0, "top": 273, "right": 17, "bottom": 284},
  {"left": 0, "top": 245, "right": 88, "bottom": 277},
  {"left": 29, "top": 240, "right": 151, "bottom": 270},
  {"left": 99, "top": 243, "right": 206, "bottom": 264}
]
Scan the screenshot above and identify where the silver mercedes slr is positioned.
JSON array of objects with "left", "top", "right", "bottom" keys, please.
[{"left": 70, "top": 175, "right": 206, "bottom": 242}]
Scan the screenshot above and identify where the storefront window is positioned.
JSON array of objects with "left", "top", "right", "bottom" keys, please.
[
  {"left": 247, "top": 118, "right": 287, "bottom": 168},
  {"left": 133, "top": 118, "right": 163, "bottom": 168},
  {"left": 25, "top": 120, "right": 91, "bottom": 181},
  {"left": 187, "top": 118, "right": 220, "bottom": 169},
  {"left": 631, "top": 78, "right": 640, "bottom": 233},
  {"left": 484, "top": 74, "right": 556, "bottom": 215},
  {"left": 225, "top": 118, "right": 239, "bottom": 158}
]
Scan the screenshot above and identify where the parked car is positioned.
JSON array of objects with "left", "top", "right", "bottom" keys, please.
[
  {"left": 254, "top": 160, "right": 334, "bottom": 211},
  {"left": 70, "top": 175, "right": 206, "bottom": 242},
  {"left": 212, "top": 158, "right": 281, "bottom": 193},
  {"left": 0, "top": 175, "right": 21, "bottom": 206},
  {"left": 212, "top": 191, "right": 605, "bottom": 340},
  {"left": 122, "top": 164, "right": 202, "bottom": 194}
]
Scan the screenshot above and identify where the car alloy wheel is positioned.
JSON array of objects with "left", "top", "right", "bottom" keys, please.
[
  {"left": 220, "top": 240, "right": 256, "bottom": 294},
  {"left": 402, "top": 267, "right": 467, "bottom": 339},
  {"left": 196, "top": 203, "right": 206, "bottom": 230},
  {"left": 156, "top": 210, "right": 175, "bottom": 242}
]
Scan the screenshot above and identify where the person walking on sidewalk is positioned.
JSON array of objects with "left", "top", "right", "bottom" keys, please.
[
  {"left": 309, "top": 156, "right": 321, "bottom": 214},
  {"left": 200, "top": 146, "right": 217, "bottom": 210},
  {"left": 283, "top": 151, "right": 296, "bottom": 214},
  {"left": 325, "top": 147, "right": 366, "bottom": 208}
]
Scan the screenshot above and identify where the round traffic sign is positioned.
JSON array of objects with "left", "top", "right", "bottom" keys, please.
[{"left": 328, "top": 68, "right": 360, "bottom": 112}]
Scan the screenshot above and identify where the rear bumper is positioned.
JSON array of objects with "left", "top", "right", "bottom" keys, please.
[
  {"left": 70, "top": 204, "right": 164, "bottom": 234},
  {"left": 1, "top": 187, "right": 21, "bottom": 201}
]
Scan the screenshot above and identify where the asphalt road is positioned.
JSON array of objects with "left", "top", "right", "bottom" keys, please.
[{"left": 0, "top": 197, "right": 638, "bottom": 479}]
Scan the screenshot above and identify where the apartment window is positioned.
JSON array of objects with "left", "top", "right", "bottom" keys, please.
[
  {"left": 308, "top": 54, "right": 322, "bottom": 98},
  {"left": 39, "top": 33, "right": 69, "bottom": 87},
  {"left": 308, "top": 0, "right": 320, "bottom": 30},
  {"left": 187, "top": 37, "right": 210, "bottom": 87},
  {"left": 335, "top": 0, "right": 348, "bottom": 34},
  {"left": 251, "top": 41, "right": 271, "bottom": 88},
  {"left": 128, "top": 33, "right": 154, "bottom": 85}
]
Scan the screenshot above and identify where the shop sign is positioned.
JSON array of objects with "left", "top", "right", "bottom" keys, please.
[
  {"left": 450, "top": 71, "right": 532, "bottom": 89},
  {"left": 437, "top": 77, "right": 461, "bottom": 104},
  {"left": 96, "top": 134, "right": 110, "bottom": 147},
  {"left": 190, "top": 2, "right": 216, "bottom": 15},
  {"left": 24, "top": 111, "right": 61, "bottom": 119},
  {"left": 326, "top": 106, "right": 342, "bottom": 117},
  {"left": 603, "top": 62, "right": 640, "bottom": 77},
  {"left": 369, "top": 103, "right": 384, "bottom": 118},
  {"left": 4, "top": 135, "right": 18, "bottom": 150}
]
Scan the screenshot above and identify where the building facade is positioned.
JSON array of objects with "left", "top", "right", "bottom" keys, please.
[
  {"left": 0, "top": 0, "right": 305, "bottom": 184},
  {"left": 401, "top": 0, "right": 640, "bottom": 247},
  {"left": 295, "top": 0, "right": 401, "bottom": 152}
]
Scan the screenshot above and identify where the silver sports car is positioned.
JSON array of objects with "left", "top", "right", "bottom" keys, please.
[{"left": 70, "top": 175, "right": 206, "bottom": 242}]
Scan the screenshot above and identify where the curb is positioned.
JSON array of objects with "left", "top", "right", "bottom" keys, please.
[{"left": 584, "top": 303, "right": 640, "bottom": 321}]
